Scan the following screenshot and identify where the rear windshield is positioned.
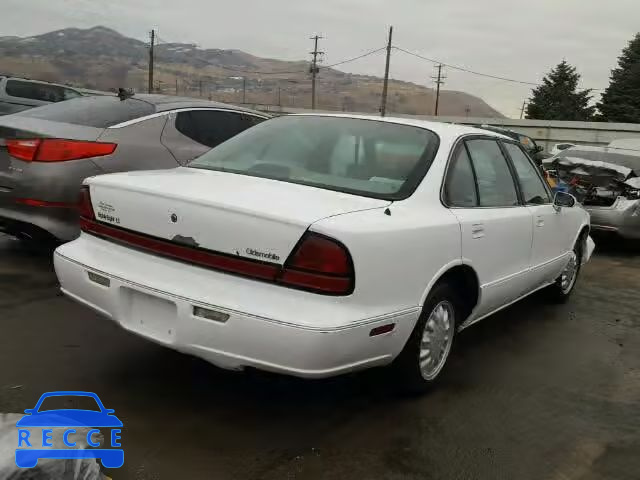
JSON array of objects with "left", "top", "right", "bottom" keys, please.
[
  {"left": 188, "top": 116, "right": 440, "bottom": 200},
  {"left": 15, "top": 95, "right": 155, "bottom": 128},
  {"left": 558, "top": 148, "right": 640, "bottom": 174}
]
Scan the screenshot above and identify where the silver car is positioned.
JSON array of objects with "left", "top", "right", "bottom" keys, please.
[
  {"left": 0, "top": 76, "right": 84, "bottom": 115},
  {"left": 544, "top": 145, "right": 640, "bottom": 240},
  {"left": 0, "top": 94, "right": 268, "bottom": 242}
]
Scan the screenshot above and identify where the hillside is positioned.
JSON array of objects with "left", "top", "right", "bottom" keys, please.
[{"left": 0, "top": 26, "right": 504, "bottom": 117}]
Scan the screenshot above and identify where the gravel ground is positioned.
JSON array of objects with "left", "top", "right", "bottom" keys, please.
[{"left": 0, "top": 234, "right": 638, "bottom": 480}]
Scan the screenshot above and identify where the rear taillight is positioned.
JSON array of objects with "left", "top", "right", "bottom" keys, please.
[
  {"left": 78, "top": 186, "right": 95, "bottom": 221},
  {"left": 6, "top": 139, "right": 40, "bottom": 161},
  {"left": 6, "top": 138, "right": 116, "bottom": 162},
  {"left": 280, "top": 233, "right": 354, "bottom": 295}
]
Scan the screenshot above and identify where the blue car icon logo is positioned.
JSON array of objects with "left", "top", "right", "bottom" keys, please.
[{"left": 15, "top": 391, "right": 123, "bottom": 469}]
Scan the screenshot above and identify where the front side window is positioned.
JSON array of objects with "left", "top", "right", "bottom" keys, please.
[
  {"left": 189, "top": 116, "right": 439, "bottom": 200},
  {"left": 503, "top": 143, "right": 551, "bottom": 205},
  {"left": 465, "top": 139, "right": 519, "bottom": 207}
]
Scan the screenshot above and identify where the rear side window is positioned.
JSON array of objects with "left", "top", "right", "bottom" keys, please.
[
  {"left": 15, "top": 96, "right": 155, "bottom": 128},
  {"left": 445, "top": 146, "right": 478, "bottom": 207},
  {"left": 5, "top": 80, "right": 80, "bottom": 102},
  {"left": 175, "top": 110, "right": 263, "bottom": 148},
  {"left": 465, "top": 139, "right": 519, "bottom": 207}
]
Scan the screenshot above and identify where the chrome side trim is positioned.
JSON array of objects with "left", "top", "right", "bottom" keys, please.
[
  {"left": 459, "top": 281, "right": 554, "bottom": 330},
  {"left": 108, "top": 107, "right": 269, "bottom": 129},
  {"left": 55, "top": 251, "right": 420, "bottom": 332}
]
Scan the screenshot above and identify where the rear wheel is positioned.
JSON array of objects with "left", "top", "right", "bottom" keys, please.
[
  {"left": 393, "top": 283, "right": 460, "bottom": 393},
  {"left": 547, "top": 239, "right": 582, "bottom": 303}
]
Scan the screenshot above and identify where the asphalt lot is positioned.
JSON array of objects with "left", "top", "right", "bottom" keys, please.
[{"left": 0, "top": 234, "right": 639, "bottom": 480}]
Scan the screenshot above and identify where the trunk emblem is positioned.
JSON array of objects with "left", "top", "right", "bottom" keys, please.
[{"left": 170, "top": 213, "right": 178, "bottom": 223}]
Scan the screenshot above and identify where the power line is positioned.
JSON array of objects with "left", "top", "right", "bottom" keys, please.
[
  {"left": 154, "top": 35, "right": 384, "bottom": 76},
  {"left": 322, "top": 47, "right": 386, "bottom": 69},
  {"left": 394, "top": 46, "right": 540, "bottom": 86},
  {"left": 394, "top": 46, "right": 606, "bottom": 91}
]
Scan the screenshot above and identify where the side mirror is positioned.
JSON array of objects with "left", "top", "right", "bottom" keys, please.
[
  {"left": 534, "top": 145, "right": 544, "bottom": 154},
  {"left": 23, "top": 409, "right": 34, "bottom": 415},
  {"left": 553, "top": 191, "right": 576, "bottom": 211},
  {"left": 105, "top": 409, "right": 115, "bottom": 414}
]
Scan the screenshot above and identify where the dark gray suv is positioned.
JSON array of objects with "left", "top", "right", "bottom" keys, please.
[{"left": 0, "top": 76, "right": 84, "bottom": 115}]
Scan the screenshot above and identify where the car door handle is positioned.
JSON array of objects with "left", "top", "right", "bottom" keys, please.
[
  {"left": 471, "top": 224, "right": 485, "bottom": 239},
  {"left": 536, "top": 216, "right": 545, "bottom": 227}
]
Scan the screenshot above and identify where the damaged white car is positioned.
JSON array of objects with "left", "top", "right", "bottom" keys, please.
[
  {"left": 544, "top": 144, "right": 640, "bottom": 240},
  {"left": 54, "top": 115, "right": 594, "bottom": 390}
]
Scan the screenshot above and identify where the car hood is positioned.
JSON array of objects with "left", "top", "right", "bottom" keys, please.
[{"left": 16, "top": 410, "right": 123, "bottom": 427}]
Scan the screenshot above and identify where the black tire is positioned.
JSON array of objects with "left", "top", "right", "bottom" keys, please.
[
  {"left": 392, "top": 282, "right": 462, "bottom": 394},
  {"left": 546, "top": 238, "right": 583, "bottom": 303}
]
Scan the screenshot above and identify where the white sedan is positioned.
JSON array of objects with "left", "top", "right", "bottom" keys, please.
[{"left": 54, "top": 114, "right": 594, "bottom": 390}]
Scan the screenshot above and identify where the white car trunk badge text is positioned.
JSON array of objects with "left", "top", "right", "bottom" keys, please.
[{"left": 246, "top": 249, "right": 280, "bottom": 261}]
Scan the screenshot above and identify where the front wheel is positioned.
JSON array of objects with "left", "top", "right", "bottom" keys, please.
[{"left": 392, "top": 283, "right": 460, "bottom": 393}]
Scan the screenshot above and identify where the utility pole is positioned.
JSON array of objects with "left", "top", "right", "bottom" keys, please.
[
  {"left": 277, "top": 86, "right": 281, "bottom": 107},
  {"left": 199, "top": 80, "right": 203, "bottom": 98},
  {"left": 175, "top": 77, "right": 178, "bottom": 95},
  {"left": 432, "top": 64, "right": 446, "bottom": 116},
  {"left": 148, "top": 29, "right": 155, "bottom": 94},
  {"left": 380, "top": 26, "right": 393, "bottom": 117},
  {"left": 309, "top": 35, "right": 324, "bottom": 110},
  {"left": 242, "top": 77, "right": 246, "bottom": 103},
  {"left": 520, "top": 100, "right": 528, "bottom": 119}
]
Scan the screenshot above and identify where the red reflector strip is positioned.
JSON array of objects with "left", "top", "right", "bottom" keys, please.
[
  {"left": 369, "top": 324, "right": 396, "bottom": 337},
  {"left": 80, "top": 218, "right": 280, "bottom": 281},
  {"left": 15, "top": 198, "right": 76, "bottom": 208},
  {"left": 279, "top": 269, "right": 352, "bottom": 294}
]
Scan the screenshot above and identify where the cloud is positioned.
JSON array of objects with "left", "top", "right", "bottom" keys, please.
[{"left": 2, "top": 0, "right": 638, "bottom": 116}]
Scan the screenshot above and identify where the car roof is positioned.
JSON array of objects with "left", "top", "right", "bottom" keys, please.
[
  {"left": 132, "top": 94, "right": 267, "bottom": 116},
  {"left": 290, "top": 113, "right": 512, "bottom": 141},
  {"left": 3, "top": 76, "right": 82, "bottom": 91}
]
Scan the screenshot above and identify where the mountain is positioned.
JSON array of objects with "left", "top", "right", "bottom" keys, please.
[{"left": 0, "top": 26, "right": 504, "bottom": 117}]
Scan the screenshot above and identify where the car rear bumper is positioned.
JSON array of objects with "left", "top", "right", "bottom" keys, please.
[
  {"left": 587, "top": 202, "right": 640, "bottom": 240},
  {"left": 0, "top": 202, "right": 79, "bottom": 241},
  {"left": 54, "top": 234, "right": 418, "bottom": 378}
]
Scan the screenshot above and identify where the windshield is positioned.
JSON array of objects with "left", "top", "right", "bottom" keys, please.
[
  {"left": 189, "top": 116, "right": 439, "bottom": 200},
  {"left": 37, "top": 395, "right": 101, "bottom": 412}
]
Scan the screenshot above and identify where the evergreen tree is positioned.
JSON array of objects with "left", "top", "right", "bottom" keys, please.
[
  {"left": 599, "top": 33, "right": 640, "bottom": 123},
  {"left": 526, "top": 61, "right": 595, "bottom": 120}
]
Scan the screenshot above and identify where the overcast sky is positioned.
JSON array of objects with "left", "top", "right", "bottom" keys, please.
[{"left": 2, "top": 0, "right": 638, "bottom": 117}]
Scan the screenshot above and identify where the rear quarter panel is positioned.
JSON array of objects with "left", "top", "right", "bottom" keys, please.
[
  {"left": 311, "top": 201, "right": 462, "bottom": 319},
  {"left": 95, "top": 116, "right": 179, "bottom": 173}
]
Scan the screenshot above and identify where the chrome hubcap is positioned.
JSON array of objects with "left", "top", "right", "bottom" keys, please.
[
  {"left": 560, "top": 252, "right": 578, "bottom": 294},
  {"left": 419, "top": 301, "right": 455, "bottom": 381}
]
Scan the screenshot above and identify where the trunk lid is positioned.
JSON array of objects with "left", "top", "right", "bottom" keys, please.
[
  {"left": 87, "top": 167, "right": 390, "bottom": 263},
  {"left": 0, "top": 116, "right": 104, "bottom": 194}
]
